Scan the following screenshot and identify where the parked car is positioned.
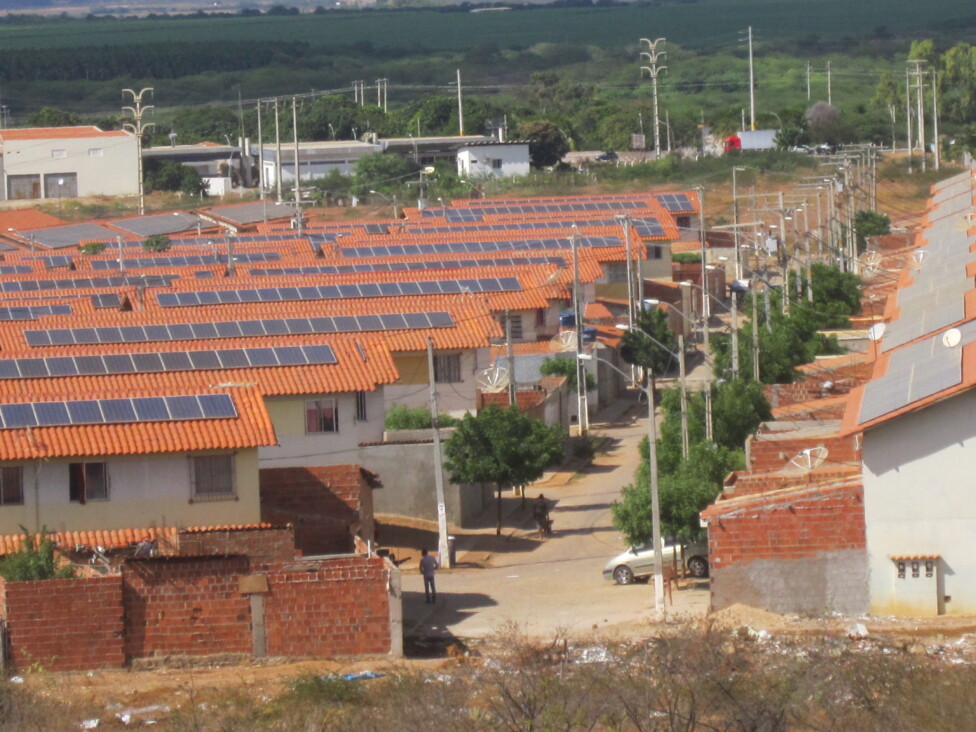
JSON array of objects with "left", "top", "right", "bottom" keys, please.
[
  {"left": 595, "top": 151, "right": 618, "bottom": 161},
  {"left": 602, "top": 540, "right": 709, "bottom": 585}
]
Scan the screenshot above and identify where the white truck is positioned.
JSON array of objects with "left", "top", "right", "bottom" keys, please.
[{"left": 724, "top": 129, "right": 778, "bottom": 152}]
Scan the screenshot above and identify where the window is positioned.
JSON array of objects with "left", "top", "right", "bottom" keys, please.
[
  {"left": 88, "top": 148, "right": 103, "bottom": 157},
  {"left": 192, "top": 454, "right": 235, "bottom": 500},
  {"left": 306, "top": 399, "right": 339, "bottom": 433},
  {"left": 535, "top": 308, "right": 546, "bottom": 327},
  {"left": 69, "top": 462, "right": 107, "bottom": 503},
  {"left": 51, "top": 149, "right": 67, "bottom": 159},
  {"left": 355, "top": 391, "right": 368, "bottom": 422},
  {"left": 491, "top": 158, "right": 503, "bottom": 170},
  {"left": 603, "top": 262, "right": 627, "bottom": 282},
  {"left": 0, "top": 467, "right": 23, "bottom": 505},
  {"left": 646, "top": 245, "right": 663, "bottom": 260},
  {"left": 434, "top": 353, "right": 462, "bottom": 383}
]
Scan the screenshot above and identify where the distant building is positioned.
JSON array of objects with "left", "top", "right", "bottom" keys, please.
[
  {"left": 457, "top": 140, "right": 531, "bottom": 179},
  {"left": 0, "top": 126, "right": 138, "bottom": 201}
]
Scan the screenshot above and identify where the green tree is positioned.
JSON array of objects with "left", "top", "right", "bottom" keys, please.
[
  {"left": 854, "top": 210, "right": 890, "bottom": 254},
  {"left": 350, "top": 153, "right": 419, "bottom": 199},
  {"left": 0, "top": 528, "right": 75, "bottom": 582},
  {"left": 871, "top": 71, "right": 903, "bottom": 149},
  {"left": 26, "top": 106, "right": 80, "bottom": 127},
  {"left": 142, "top": 234, "right": 172, "bottom": 253},
  {"left": 384, "top": 405, "right": 458, "bottom": 430},
  {"left": 165, "top": 105, "right": 240, "bottom": 144},
  {"left": 445, "top": 405, "right": 564, "bottom": 535},
  {"left": 619, "top": 307, "right": 679, "bottom": 379},
  {"left": 79, "top": 241, "right": 107, "bottom": 255},
  {"left": 517, "top": 120, "right": 570, "bottom": 168},
  {"left": 539, "top": 356, "right": 596, "bottom": 392}
]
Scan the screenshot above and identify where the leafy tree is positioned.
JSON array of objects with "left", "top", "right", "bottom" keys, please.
[
  {"left": 619, "top": 307, "right": 679, "bottom": 379},
  {"left": 350, "top": 153, "right": 419, "bottom": 199},
  {"left": 0, "top": 528, "right": 75, "bottom": 581},
  {"left": 871, "top": 71, "right": 903, "bottom": 149},
  {"left": 26, "top": 106, "right": 80, "bottom": 127},
  {"left": 165, "top": 105, "right": 240, "bottom": 145},
  {"left": 854, "top": 210, "right": 890, "bottom": 254},
  {"left": 79, "top": 241, "right": 107, "bottom": 255},
  {"left": 384, "top": 405, "right": 458, "bottom": 430},
  {"left": 144, "top": 159, "right": 206, "bottom": 197},
  {"left": 445, "top": 405, "right": 564, "bottom": 535},
  {"left": 775, "top": 123, "right": 811, "bottom": 150},
  {"left": 142, "top": 234, "right": 172, "bottom": 253},
  {"left": 518, "top": 120, "right": 570, "bottom": 168},
  {"left": 539, "top": 356, "right": 596, "bottom": 392},
  {"left": 805, "top": 102, "right": 846, "bottom": 145}
]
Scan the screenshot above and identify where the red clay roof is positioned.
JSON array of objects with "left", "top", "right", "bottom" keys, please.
[{"left": 0, "top": 126, "right": 129, "bottom": 141}]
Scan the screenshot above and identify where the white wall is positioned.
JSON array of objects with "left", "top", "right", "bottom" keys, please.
[
  {"left": 259, "top": 390, "right": 385, "bottom": 468},
  {"left": 862, "top": 389, "right": 976, "bottom": 616},
  {"left": 385, "top": 348, "right": 487, "bottom": 417},
  {"left": 0, "top": 450, "right": 261, "bottom": 535},
  {"left": 457, "top": 145, "right": 530, "bottom": 179},
  {"left": 4, "top": 133, "right": 138, "bottom": 199}
]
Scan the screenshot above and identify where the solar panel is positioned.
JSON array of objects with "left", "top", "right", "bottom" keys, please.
[
  {"left": 155, "top": 278, "right": 522, "bottom": 307},
  {"left": 654, "top": 193, "right": 694, "bottom": 212},
  {"left": 0, "top": 266, "right": 31, "bottom": 275},
  {"left": 0, "top": 305, "right": 71, "bottom": 321},
  {"left": 632, "top": 218, "right": 666, "bottom": 238},
  {"left": 0, "top": 394, "right": 238, "bottom": 430},
  {"left": 339, "top": 237, "right": 620, "bottom": 259},
  {"left": 91, "top": 293, "right": 122, "bottom": 309},
  {"left": 91, "top": 252, "right": 281, "bottom": 270},
  {"left": 40, "top": 256, "right": 74, "bottom": 269},
  {"left": 0, "top": 344, "right": 340, "bottom": 379},
  {"left": 0, "top": 275, "right": 177, "bottom": 293}
]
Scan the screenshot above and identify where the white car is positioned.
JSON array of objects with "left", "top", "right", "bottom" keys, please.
[{"left": 602, "top": 540, "right": 709, "bottom": 585}]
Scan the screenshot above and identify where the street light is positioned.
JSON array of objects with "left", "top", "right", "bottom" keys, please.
[
  {"left": 369, "top": 189, "right": 399, "bottom": 219},
  {"left": 579, "top": 351, "right": 665, "bottom": 622},
  {"left": 56, "top": 177, "right": 64, "bottom": 216}
]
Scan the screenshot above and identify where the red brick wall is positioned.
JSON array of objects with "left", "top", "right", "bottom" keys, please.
[
  {"left": 747, "top": 433, "right": 860, "bottom": 473},
  {"left": 705, "top": 481, "right": 865, "bottom": 570},
  {"left": 724, "top": 466, "right": 859, "bottom": 498},
  {"left": 174, "top": 527, "right": 296, "bottom": 565},
  {"left": 1, "top": 576, "right": 123, "bottom": 672},
  {"left": 264, "top": 555, "right": 392, "bottom": 657},
  {"left": 260, "top": 466, "right": 371, "bottom": 556},
  {"left": 121, "top": 556, "right": 252, "bottom": 660}
]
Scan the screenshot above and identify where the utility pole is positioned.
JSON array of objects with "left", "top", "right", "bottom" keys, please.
[
  {"left": 746, "top": 26, "right": 755, "bottom": 130},
  {"left": 257, "top": 101, "right": 267, "bottom": 225},
  {"left": 505, "top": 310, "right": 516, "bottom": 407},
  {"left": 697, "top": 187, "right": 710, "bottom": 355},
  {"left": 731, "top": 290, "right": 740, "bottom": 380},
  {"left": 826, "top": 60, "right": 832, "bottom": 106},
  {"left": 456, "top": 69, "right": 465, "bottom": 136},
  {"left": 274, "top": 98, "right": 283, "bottom": 202},
  {"left": 806, "top": 61, "right": 811, "bottom": 100},
  {"left": 571, "top": 227, "right": 588, "bottom": 436},
  {"left": 121, "top": 88, "right": 154, "bottom": 216},
  {"left": 908, "top": 59, "right": 926, "bottom": 171},
  {"left": 640, "top": 37, "right": 667, "bottom": 159},
  {"left": 426, "top": 336, "right": 452, "bottom": 566},
  {"left": 678, "top": 333, "right": 689, "bottom": 459},
  {"left": 932, "top": 70, "right": 940, "bottom": 171},
  {"left": 905, "top": 73, "right": 913, "bottom": 172},
  {"left": 292, "top": 97, "right": 301, "bottom": 213},
  {"left": 751, "top": 285, "right": 760, "bottom": 381}
]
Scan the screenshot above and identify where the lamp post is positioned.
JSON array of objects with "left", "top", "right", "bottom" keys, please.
[
  {"left": 579, "top": 352, "right": 665, "bottom": 622},
  {"left": 369, "top": 189, "right": 399, "bottom": 219}
]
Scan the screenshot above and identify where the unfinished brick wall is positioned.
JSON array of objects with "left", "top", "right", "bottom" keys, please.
[
  {"left": 260, "top": 465, "right": 372, "bottom": 556},
  {"left": 122, "top": 556, "right": 252, "bottom": 660},
  {"left": 724, "top": 466, "right": 859, "bottom": 498},
  {"left": 747, "top": 433, "right": 860, "bottom": 473},
  {"left": 1, "top": 576, "right": 123, "bottom": 672},
  {"left": 704, "top": 480, "right": 867, "bottom": 615},
  {"left": 174, "top": 527, "right": 296, "bottom": 565},
  {"left": 264, "top": 556, "right": 392, "bottom": 657}
]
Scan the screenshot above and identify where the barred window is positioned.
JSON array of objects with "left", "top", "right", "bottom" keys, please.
[
  {"left": 434, "top": 353, "right": 462, "bottom": 383},
  {"left": 306, "top": 399, "right": 339, "bottom": 433},
  {"left": 192, "top": 455, "right": 235, "bottom": 500}
]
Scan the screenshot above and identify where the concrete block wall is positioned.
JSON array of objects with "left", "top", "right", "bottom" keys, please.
[
  {"left": 705, "top": 481, "right": 868, "bottom": 615},
  {"left": 1, "top": 576, "right": 124, "bottom": 671},
  {"left": 265, "top": 556, "right": 392, "bottom": 657},
  {"left": 260, "top": 465, "right": 371, "bottom": 556},
  {"left": 122, "top": 556, "right": 253, "bottom": 660}
]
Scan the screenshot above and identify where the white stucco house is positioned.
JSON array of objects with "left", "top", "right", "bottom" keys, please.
[
  {"left": 0, "top": 126, "right": 138, "bottom": 201},
  {"left": 457, "top": 140, "right": 531, "bottom": 179}
]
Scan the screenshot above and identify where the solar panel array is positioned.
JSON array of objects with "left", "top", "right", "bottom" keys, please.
[
  {"left": 340, "top": 236, "right": 621, "bottom": 259},
  {"left": 363, "top": 224, "right": 390, "bottom": 234},
  {"left": 0, "top": 393, "right": 237, "bottom": 430},
  {"left": 404, "top": 217, "right": 663, "bottom": 235},
  {"left": 633, "top": 220, "right": 666, "bottom": 237},
  {"left": 156, "top": 277, "right": 522, "bottom": 307},
  {"left": 425, "top": 201, "right": 650, "bottom": 221},
  {"left": 0, "top": 344, "right": 337, "bottom": 380},
  {"left": 23, "top": 311, "right": 455, "bottom": 347},
  {"left": 90, "top": 252, "right": 281, "bottom": 270},
  {"left": 41, "top": 256, "right": 74, "bottom": 269},
  {"left": 0, "top": 275, "right": 176, "bottom": 293},
  {"left": 654, "top": 193, "right": 695, "bottom": 212},
  {"left": 249, "top": 256, "right": 565, "bottom": 276},
  {"left": 173, "top": 234, "right": 305, "bottom": 247},
  {"left": 0, "top": 266, "right": 31, "bottom": 275},
  {"left": 91, "top": 294, "right": 123, "bottom": 309},
  {"left": 0, "top": 305, "right": 71, "bottom": 321}
]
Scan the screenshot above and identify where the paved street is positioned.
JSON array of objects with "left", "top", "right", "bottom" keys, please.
[{"left": 399, "top": 393, "right": 710, "bottom": 642}]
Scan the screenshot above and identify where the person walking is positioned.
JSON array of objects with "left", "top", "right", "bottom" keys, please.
[{"left": 419, "top": 547, "right": 439, "bottom": 604}]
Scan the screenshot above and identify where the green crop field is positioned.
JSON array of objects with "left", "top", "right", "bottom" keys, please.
[{"left": 0, "top": 0, "right": 974, "bottom": 53}]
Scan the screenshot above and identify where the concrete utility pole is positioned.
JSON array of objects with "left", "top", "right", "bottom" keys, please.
[
  {"left": 257, "top": 101, "right": 267, "bottom": 225},
  {"left": 806, "top": 61, "right": 811, "bottom": 100},
  {"left": 571, "top": 227, "right": 588, "bottom": 436},
  {"left": 908, "top": 60, "right": 926, "bottom": 171},
  {"left": 274, "top": 98, "right": 283, "bottom": 202},
  {"left": 121, "top": 87, "right": 154, "bottom": 216},
  {"left": 640, "top": 38, "right": 667, "bottom": 159},
  {"left": 746, "top": 26, "right": 756, "bottom": 130},
  {"left": 456, "top": 69, "right": 465, "bottom": 136},
  {"left": 426, "top": 336, "right": 452, "bottom": 568},
  {"left": 905, "top": 73, "right": 913, "bottom": 172},
  {"left": 932, "top": 70, "right": 940, "bottom": 171},
  {"left": 826, "top": 60, "right": 832, "bottom": 106},
  {"left": 292, "top": 97, "right": 301, "bottom": 212}
]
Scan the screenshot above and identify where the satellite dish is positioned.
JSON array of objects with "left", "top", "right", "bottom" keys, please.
[
  {"left": 788, "top": 446, "right": 828, "bottom": 473},
  {"left": 858, "top": 251, "right": 883, "bottom": 276},
  {"left": 943, "top": 328, "right": 962, "bottom": 349},
  {"left": 476, "top": 366, "right": 510, "bottom": 393},
  {"left": 549, "top": 330, "right": 578, "bottom": 352},
  {"left": 913, "top": 249, "right": 928, "bottom": 267},
  {"left": 868, "top": 323, "right": 886, "bottom": 342}
]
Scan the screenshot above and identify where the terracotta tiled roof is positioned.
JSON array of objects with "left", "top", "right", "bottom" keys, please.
[
  {"left": 0, "top": 209, "right": 64, "bottom": 233},
  {"left": 0, "top": 384, "right": 275, "bottom": 461}
]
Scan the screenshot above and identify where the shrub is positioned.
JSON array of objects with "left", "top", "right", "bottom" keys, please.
[
  {"left": 0, "top": 527, "right": 75, "bottom": 582},
  {"left": 78, "top": 241, "right": 107, "bottom": 255},
  {"left": 142, "top": 234, "right": 172, "bottom": 253},
  {"left": 384, "top": 405, "right": 459, "bottom": 430}
]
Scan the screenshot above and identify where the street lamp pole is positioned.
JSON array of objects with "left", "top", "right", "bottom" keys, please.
[{"left": 580, "top": 352, "right": 664, "bottom": 621}]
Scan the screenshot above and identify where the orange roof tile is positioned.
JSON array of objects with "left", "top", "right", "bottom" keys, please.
[
  {"left": 0, "top": 126, "right": 129, "bottom": 141},
  {"left": 0, "top": 209, "right": 64, "bottom": 233}
]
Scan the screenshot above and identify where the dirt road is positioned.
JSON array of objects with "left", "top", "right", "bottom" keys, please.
[{"left": 398, "top": 394, "right": 709, "bottom": 643}]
